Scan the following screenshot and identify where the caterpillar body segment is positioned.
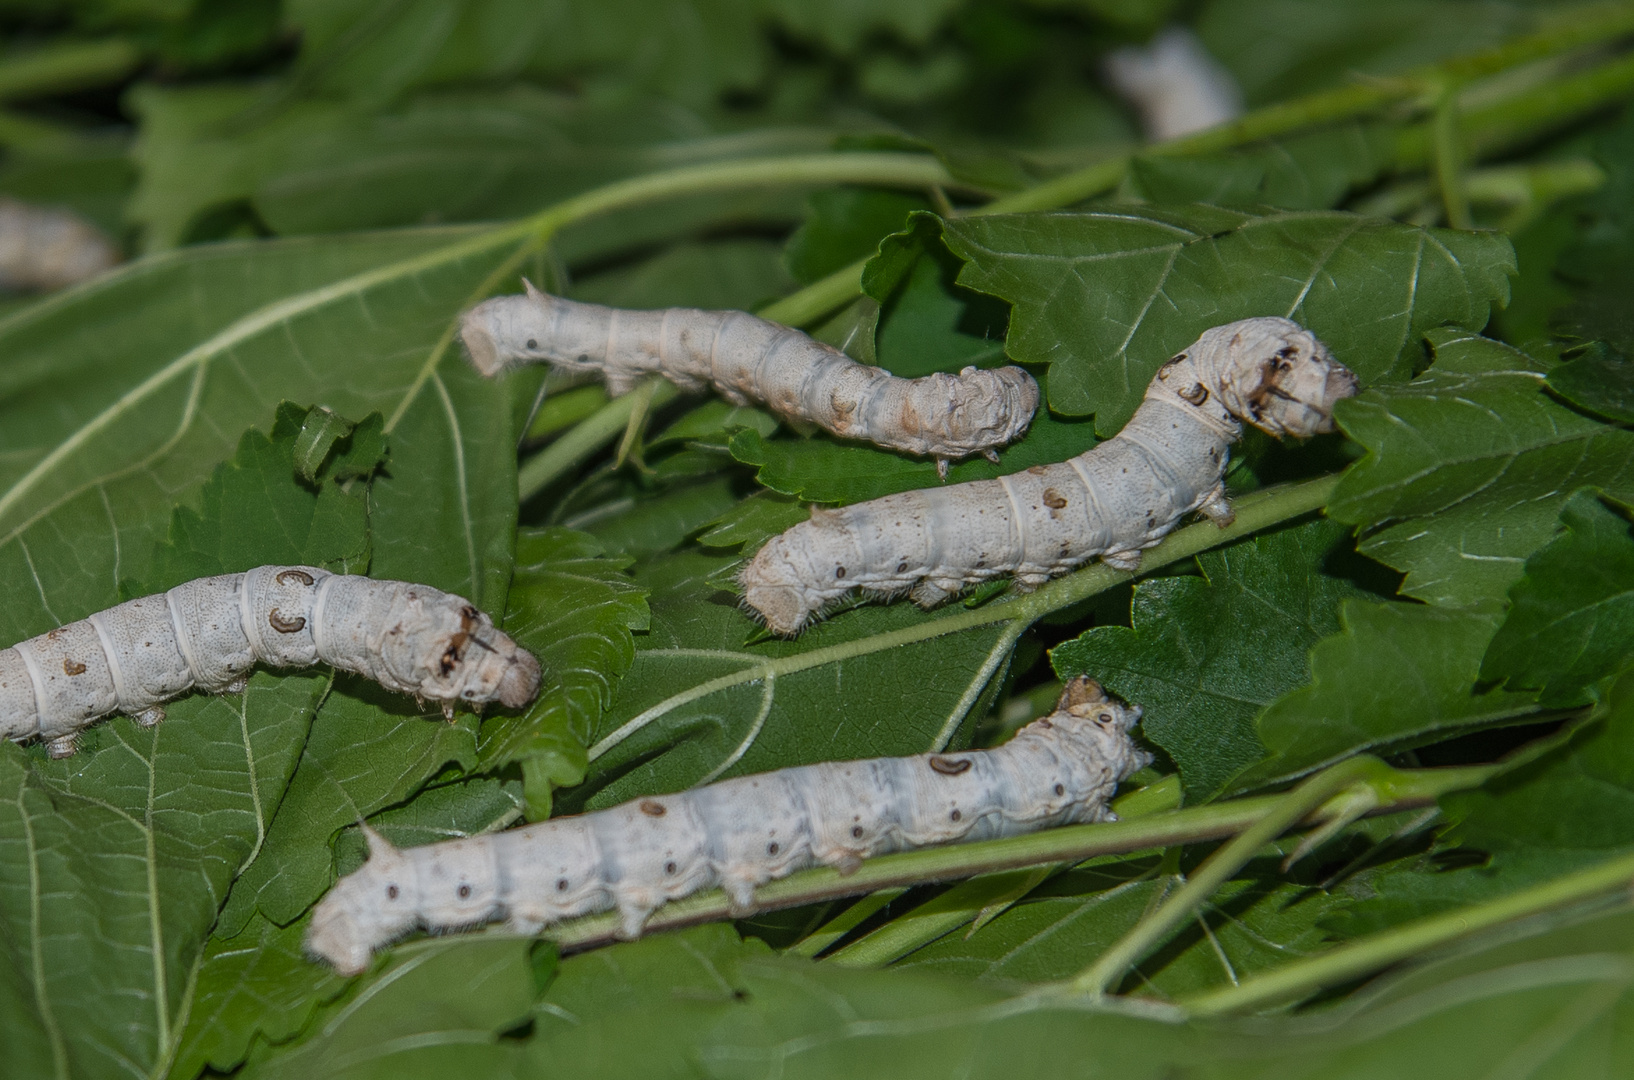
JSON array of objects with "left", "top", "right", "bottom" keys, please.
[
  {"left": 460, "top": 282, "right": 1040, "bottom": 469},
  {"left": 741, "top": 317, "right": 1359, "bottom": 635},
  {"left": 0, "top": 567, "right": 541, "bottom": 757},
  {"left": 307, "top": 677, "right": 1149, "bottom": 975}
]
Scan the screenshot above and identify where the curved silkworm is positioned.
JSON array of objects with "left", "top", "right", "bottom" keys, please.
[
  {"left": 460, "top": 281, "right": 1040, "bottom": 470},
  {"left": 0, "top": 567, "right": 541, "bottom": 758},
  {"left": 741, "top": 317, "right": 1359, "bottom": 634},
  {"left": 307, "top": 677, "right": 1149, "bottom": 975},
  {"left": 0, "top": 196, "right": 118, "bottom": 291}
]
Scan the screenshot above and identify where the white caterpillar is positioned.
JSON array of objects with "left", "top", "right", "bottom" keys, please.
[
  {"left": 741, "top": 317, "right": 1359, "bottom": 635},
  {"left": 0, "top": 197, "right": 118, "bottom": 291},
  {"left": 307, "top": 677, "right": 1149, "bottom": 975},
  {"left": 460, "top": 281, "right": 1040, "bottom": 470},
  {"left": 1105, "top": 27, "right": 1244, "bottom": 142},
  {"left": 0, "top": 567, "right": 540, "bottom": 758}
]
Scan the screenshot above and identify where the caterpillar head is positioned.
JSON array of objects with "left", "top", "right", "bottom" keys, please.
[
  {"left": 1054, "top": 677, "right": 1153, "bottom": 783},
  {"left": 307, "top": 827, "right": 420, "bottom": 975},
  {"left": 1191, "top": 317, "right": 1358, "bottom": 438},
  {"left": 378, "top": 590, "right": 542, "bottom": 712},
  {"left": 460, "top": 280, "right": 559, "bottom": 376},
  {"left": 908, "top": 366, "right": 1041, "bottom": 458},
  {"left": 739, "top": 508, "right": 859, "bottom": 636}
]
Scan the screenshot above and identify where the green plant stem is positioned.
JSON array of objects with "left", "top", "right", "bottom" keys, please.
[
  {"left": 516, "top": 153, "right": 977, "bottom": 247},
  {"left": 1394, "top": 50, "right": 1634, "bottom": 168},
  {"left": 1432, "top": 84, "right": 1473, "bottom": 230},
  {"left": 1071, "top": 756, "right": 1390, "bottom": 996},
  {"left": 1182, "top": 849, "right": 1634, "bottom": 1016},
  {"left": 824, "top": 868, "right": 1063, "bottom": 968},
  {"left": 0, "top": 38, "right": 140, "bottom": 101},
  {"left": 1353, "top": 159, "right": 1606, "bottom": 218},
  {"left": 532, "top": 761, "right": 1493, "bottom": 954},
  {"left": 519, "top": 382, "right": 680, "bottom": 500}
]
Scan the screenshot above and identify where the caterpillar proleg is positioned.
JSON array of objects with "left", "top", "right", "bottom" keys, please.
[
  {"left": 460, "top": 282, "right": 1040, "bottom": 470},
  {"left": 307, "top": 677, "right": 1149, "bottom": 974},
  {"left": 741, "top": 317, "right": 1359, "bottom": 634},
  {"left": 0, "top": 568, "right": 541, "bottom": 757}
]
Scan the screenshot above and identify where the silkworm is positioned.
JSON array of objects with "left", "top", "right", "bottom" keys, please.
[
  {"left": 0, "top": 197, "right": 118, "bottom": 291},
  {"left": 307, "top": 676, "right": 1150, "bottom": 975},
  {"left": 460, "top": 281, "right": 1039, "bottom": 472},
  {"left": 741, "top": 317, "right": 1359, "bottom": 635},
  {"left": 1105, "top": 27, "right": 1243, "bottom": 142},
  {"left": 0, "top": 567, "right": 541, "bottom": 758}
]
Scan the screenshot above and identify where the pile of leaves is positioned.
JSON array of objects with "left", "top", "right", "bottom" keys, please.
[{"left": 2, "top": 1, "right": 1634, "bottom": 1077}]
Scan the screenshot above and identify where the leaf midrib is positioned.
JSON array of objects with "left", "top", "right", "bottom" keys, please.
[{"left": 0, "top": 223, "right": 526, "bottom": 536}]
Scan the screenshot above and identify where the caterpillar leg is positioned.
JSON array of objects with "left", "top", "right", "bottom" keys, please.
[
  {"left": 506, "top": 912, "right": 546, "bottom": 937},
  {"left": 909, "top": 580, "right": 960, "bottom": 609},
  {"left": 1197, "top": 486, "right": 1235, "bottom": 528},
  {"left": 1101, "top": 550, "right": 1143, "bottom": 573},
  {"left": 614, "top": 895, "right": 658, "bottom": 940},
  {"left": 722, "top": 876, "right": 759, "bottom": 917},
  {"left": 45, "top": 733, "right": 78, "bottom": 758},
  {"left": 133, "top": 706, "right": 165, "bottom": 728}
]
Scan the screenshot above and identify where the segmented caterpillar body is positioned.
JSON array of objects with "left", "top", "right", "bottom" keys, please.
[
  {"left": 307, "top": 677, "right": 1149, "bottom": 974},
  {"left": 0, "top": 567, "right": 540, "bottom": 757},
  {"left": 741, "top": 317, "right": 1359, "bottom": 634},
  {"left": 460, "top": 282, "right": 1040, "bottom": 469}
]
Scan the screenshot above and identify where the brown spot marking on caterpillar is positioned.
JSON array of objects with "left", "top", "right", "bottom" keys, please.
[
  {"left": 665, "top": 861, "right": 677, "bottom": 875},
  {"left": 1027, "top": 465, "right": 1049, "bottom": 476},
  {"left": 268, "top": 610, "right": 306, "bottom": 634},
  {"left": 63, "top": 658, "right": 86, "bottom": 676},
  {"left": 1179, "top": 383, "right": 1208, "bottom": 406},
  {"left": 438, "top": 604, "right": 483, "bottom": 676},
  {"left": 835, "top": 566, "right": 846, "bottom": 579},
  {"left": 1042, "top": 488, "right": 1068, "bottom": 510},
  {"left": 276, "top": 569, "right": 315, "bottom": 587},
  {"left": 897, "top": 562, "right": 909, "bottom": 574},
  {"left": 851, "top": 825, "right": 865, "bottom": 838},
  {"left": 1054, "top": 783, "right": 1066, "bottom": 796},
  {"left": 950, "top": 809, "right": 962, "bottom": 821},
  {"left": 387, "top": 885, "right": 399, "bottom": 900},
  {"left": 929, "top": 755, "right": 972, "bottom": 775},
  {"left": 767, "top": 842, "right": 780, "bottom": 855},
  {"left": 640, "top": 799, "right": 667, "bottom": 817},
  {"left": 458, "top": 884, "right": 471, "bottom": 898}
]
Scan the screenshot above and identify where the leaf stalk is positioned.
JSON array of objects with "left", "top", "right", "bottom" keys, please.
[
  {"left": 1181, "top": 849, "right": 1634, "bottom": 1016},
  {"left": 1070, "top": 756, "right": 1394, "bottom": 997}
]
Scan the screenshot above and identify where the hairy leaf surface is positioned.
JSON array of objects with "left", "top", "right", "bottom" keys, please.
[
  {"left": 1330, "top": 330, "right": 1634, "bottom": 607},
  {"left": 1053, "top": 520, "right": 1379, "bottom": 801},
  {"left": 1239, "top": 598, "right": 1540, "bottom": 787},
  {"left": 937, "top": 207, "right": 1513, "bottom": 433},
  {"left": 564, "top": 550, "right": 1019, "bottom": 812},
  {"left": 1481, "top": 489, "right": 1634, "bottom": 704}
]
